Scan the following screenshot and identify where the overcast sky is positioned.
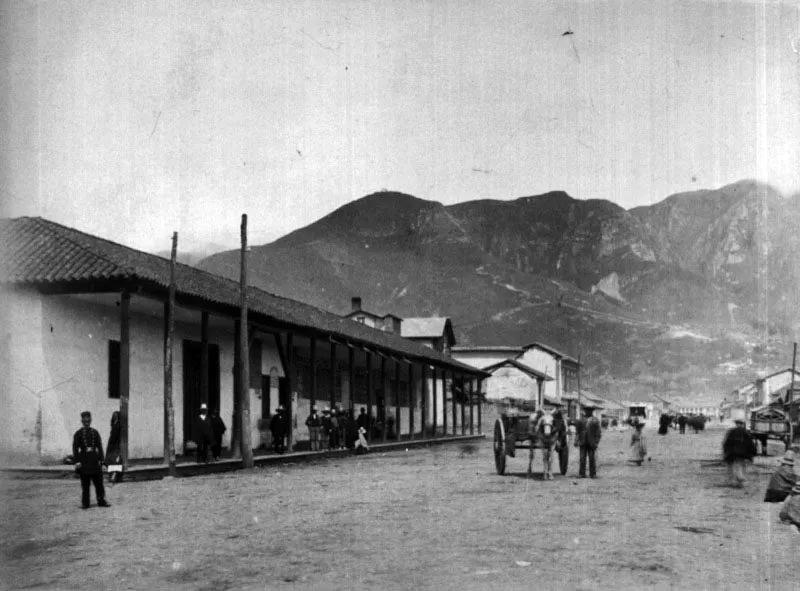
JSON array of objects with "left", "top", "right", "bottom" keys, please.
[{"left": 2, "top": 0, "right": 799, "bottom": 252}]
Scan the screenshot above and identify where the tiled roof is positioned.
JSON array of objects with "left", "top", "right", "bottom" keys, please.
[
  {"left": 482, "top": 358, "right": 554, "bottom": 381},
  {"left": 523, "top": 342, "right": 579, "bottom": 364},
  {"left": 0, "top": 217, "right": 488, "bottom": 377},
  {"left": 401, "top": 317, "right": 451, "bottom": 339}
]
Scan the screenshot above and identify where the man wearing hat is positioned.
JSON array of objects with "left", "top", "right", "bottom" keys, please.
[
  {"left": 779, "top": 477, "right": 800, "bottom": 531},
  {"left": 305, "top": 406, "right": 322, "bottom": 451},
  {"left": 270, "top": 405, "right": 288, "bottom": 454},
  {"left": 194, "top": 403, "right": 213, "bottom": 464},
  {"left": 72, "top": 411, "right": 110, "bottom": 509},
  {"left": 764, "top": 450, "right": 797, "bottom": 502},
  {"left": 722, "top": 409, "right": 757, "bottom": 487},
  {"left": 575, "top": 406, "right": 602, "bottom": 478}
]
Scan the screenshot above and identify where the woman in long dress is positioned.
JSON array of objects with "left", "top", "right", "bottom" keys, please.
[{"left": 630, "top": 421, "right": 647, "bottom": 466}]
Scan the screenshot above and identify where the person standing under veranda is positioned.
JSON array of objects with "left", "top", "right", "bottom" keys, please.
[
  {"left": 722, "top": 409, "right": 757, "bottom": 488},
  {"left": 576, "top": 406, "right": 602, "bottom": 478},
  {"left": 270, "top": 406, "right": 288, "bottom": 454},
  {"left": 73, "top": 411, "right": 110, "bottom": 509},
  {"left": 306, "top": 406, "right": 322, "bottom": 451},
  {"left": 194, "top": 403, "right": 213, "bottom": 464},
  {"left": 210, "top": 408, "right": 226, "bottom": 461}
]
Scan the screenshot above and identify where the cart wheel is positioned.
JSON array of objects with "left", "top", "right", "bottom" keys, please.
[
  {"left": 494, "top": 419, "right": 506, "bottom": 475},
  {"left": 559, "top": 443, "right": 569, "bottom": 475}
]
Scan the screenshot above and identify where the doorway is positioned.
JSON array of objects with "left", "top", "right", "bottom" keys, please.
[{"left": 182, "top": 340, "right": 220, "bottom": 446}]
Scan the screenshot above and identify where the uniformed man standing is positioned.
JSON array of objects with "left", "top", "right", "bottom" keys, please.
[
  {"left": 576, "top": 406, "right": 602, "bottom": 478},
  {"left": 72, "top": 411, "right": 110, "bottom": 509}
]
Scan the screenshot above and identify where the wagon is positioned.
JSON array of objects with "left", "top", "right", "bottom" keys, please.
[
  {"left": 493, "top": 413, "right": 569, "bottom": 475},
  {"left": 749, "top": 405, "right": 793, "bottom": 453}
]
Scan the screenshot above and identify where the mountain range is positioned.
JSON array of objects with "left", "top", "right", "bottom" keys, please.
[{"left": 196, "top": 180, "right": 800, "bottom": 402}]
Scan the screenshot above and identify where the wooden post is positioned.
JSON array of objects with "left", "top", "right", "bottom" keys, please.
[
  {"left": 408, "top": 362, "right": 414, "bottom": 441},
  {"left": 310, "top": 336, "right": 317, "bottom": 408},
  {"left": 577, "top": 352, "right": 582, "bottom": 418},
  {"left": 200, "top": 312, "right": 209, "bottom": 405},
  {"left": 421, "top": 365, "right": 428, "bottom": 440},
  {"left": 119, "top": 291, "right": 131, "bottom": 468},
  {"left": 441, "top": 369, "right": 447, "bottom": 436},
  {"left": 348, "top": 345, "right": 355, "bottom": 413},
  {"left": 232, "top": 319, "right": 240, "bottom": 457},
  {"left": 394, "top": 360, "right": 401, "bottom": 441},
  {"left": 452, "top": 370, "right": 458, "bottom": 435},
  {"left": 460, "top": 374, "right": 466, "bottom": 435},
  {"left": 366, "top": 351, "right": 373, "bottom": 443},
  {"left": 432, "top": 368, "right": 438, "bottom": 437},
  {"left": 477, "top": 378, "right": 482, "bottom": 434},
  {"left": 163, "top": 232, "right": 177, "bottom": 475},
  {"left": 469, "top": 376, "right": 474, "bottom": 435},
  {"left": 329, "top": 341, "right": 336, "bottom": 412},
  {"left": 381, "top": 356, "right": 387, "bottom": 443},
  {"left": 239, "top": 214, "right": 253, "bottom": 469},
  {"left": 790, "top": 343, "right": 797, "bottom": 403},
  {"left": 284, "top": 333, "right": 294, "bottom": 449}
]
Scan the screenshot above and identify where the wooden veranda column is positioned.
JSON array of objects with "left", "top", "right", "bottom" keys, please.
[
  {"left": 469, "top": 377, "right": 474, "bottom": 435},
  {"left": 477, "top": 378, "right": 483, "bottom": 434},
  {"left": 231, "top": 319, "right": 241, "bottom": 457},
  {"left": 310, "top": 336, "right": 317, "bottom": 408},
  {"left": 329, "top": 341, "right": 337, "bottom": 412},
  {"left": 432, "top": 367, "right": 438, "bottom": 437},
  {"left": 119, "top": 291, "right": 131, "bottom": 468},
  {"left": 284, "top": 333, "right": 294, "bottom": 449},
  {"left": 460, "top": 374, "right": 466, "bottom": 435},
  {"left": 441, "top": 369, "right": 447, "bottom": 436},
  {"left": 200, "top": 312, "right": 209, "bottom": 405},
  {"left": 408, "top": 362, "right": 414, "bottom": 441},
  {"left": 394, "top": 360, "right": 401, "bottom": 441},
  {"left": 452, "top": 370, "right": 458, "bottom": 435},
  {"left": 421, "top": 365, "right": 428, "bottom": 440},
  {"left": 348, "top": 345, "right": 355, "bottom": 413},
  {"left": 381, "top": 356, "right": 387, "bottom": 443},
  {"left": 366, "top": 351, "right": 373, "bottom": 443}
]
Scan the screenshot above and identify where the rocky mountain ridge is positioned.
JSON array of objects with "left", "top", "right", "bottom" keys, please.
[{"left": 197, "top": 180, "right": 800, "bottom": 401}]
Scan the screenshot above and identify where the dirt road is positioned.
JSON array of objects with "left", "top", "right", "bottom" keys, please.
[{"left": 1, "top": 427, "right": 796, "bottom": 590}]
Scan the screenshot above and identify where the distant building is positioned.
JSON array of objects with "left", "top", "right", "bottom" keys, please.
[
  {"left": 343, "top": 297, "right": 403, "bottom": 334},
  {"left": 400, "top": 317, "right": 456, "bottom": 357},
  {"left": 722, "top": 368, "right": 800, "bottom": 421}
]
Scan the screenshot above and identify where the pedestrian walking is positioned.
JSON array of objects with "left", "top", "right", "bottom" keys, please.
[
  {"left": 72, "top": 411, "right": 110, "bottom": 509},
  {"left": 210, "top": 408, "right": 226, "bottom": 461},
  {"left": 678, "top": 414, "right": 687, "bottom": 434},
  {"left": 305, "top": 406, "right": 322, "bottom": 451},
  {"left": 194, "top": 404, "right": 213, "bottom": 463},
  {"left": 630, "top": 420, "right": 647, "bottom": 466},
  {"left": 658, "top": 413, "right": 670, "bottom": 435},
  {"left": 764, "top": 450, "right": 797, "bottom": 503},
  {"left": 721, "top": 409, "right": 757, "bottom": 488},
  {"left": 354, "top": 426, "right": 370, "bottom": 455},
  {"left": 576, "top": 406, "right": 602, "bottom": 478}
]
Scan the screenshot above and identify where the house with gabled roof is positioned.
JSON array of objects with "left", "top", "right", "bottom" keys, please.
[
  {"left": 480, "top": 358, "right": 555, "bottom": 410},
  {"left": 0, "top": 217, "right": 488, "bottom": 465},
  {"left": 400, "top": 317, "right": 456, "bottom": 357}
]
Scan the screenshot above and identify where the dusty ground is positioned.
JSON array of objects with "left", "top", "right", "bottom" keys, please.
[{"left": 1, "top": 426, "right": 797, "bottom": 591}]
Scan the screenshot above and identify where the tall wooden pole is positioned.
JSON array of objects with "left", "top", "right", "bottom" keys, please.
[
  {"left": 469, "top": 377, "right": 474, "bottom": 435},
  {"left": 460, "top": 374, "right": 466, "bottom": 435},
  {"left": 452, "top": 371, "right": 458, "bottom": 435},
  {"left": 163, "top": 232, "right": 177, "bottom": 475},
  {"left": 119, "top": 291, "right": 130, "bottom": 468},
  {"left": 577, "top": 352, "right": 582, "bottom": 419},
  {"left": 310, "top": 336, "right": 317, "bottom": 408},
  {"left": 348, "top": 346, "right": 355, "bottom": 413},
  {"left": 477, "top": 378, "right": 482, "bottom": 434},
  {"left": 200, "top": 312, "right": 209, "bottom": 405},
  {"left": 329, "top": 341, "right": 336, "bottom": 412},
  {"left": 441, "top": 370, "right": 447, "bottom": 436},
  {"left": 381, "top": 356, "right": 387, "bottom": 443},
  {"left": 239, "top": 214, "right": 253, "bottom": 469}
]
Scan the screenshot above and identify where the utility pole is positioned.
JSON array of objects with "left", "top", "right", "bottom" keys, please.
[
  {"left": 790, "top": 342, "right": 797, "bottom": 404},
  {"left": 239, "top": 214, "right": 253, "bottom": 469},
  {"left": 164, "top": 232, "right": 177, "bottom": 476}
]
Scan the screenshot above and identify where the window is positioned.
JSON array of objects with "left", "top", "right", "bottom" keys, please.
[
  {"left": 108, "top": 340, "right": 121, "bottom": 399},
  {"left": 356, "top": 316, "right": 366, "bottom": 324}
]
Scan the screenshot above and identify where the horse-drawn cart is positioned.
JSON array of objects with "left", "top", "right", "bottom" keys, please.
[
  {"left": 749, "top": 405, "right": 793, "bottom": 454},
  {"left": 493, "top": 412, "right": 569, "bottom": 476}
]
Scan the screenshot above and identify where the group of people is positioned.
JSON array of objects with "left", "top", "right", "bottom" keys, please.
[
  {"left": 305, "top": 406, "right": 370, "bottom": 453},
  {"left": 722, "top": 409, "right": 800, "bottom": 532},
  {"left": 193, "top": 404, "right": 227, "bottom": 463}
]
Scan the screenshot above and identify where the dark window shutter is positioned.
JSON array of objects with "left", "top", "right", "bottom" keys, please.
[{"left": 108, "top": 340, "right": 121, "bottom": 399}]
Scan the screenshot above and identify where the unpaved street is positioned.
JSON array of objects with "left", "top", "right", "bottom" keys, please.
[{"left": 1, "top": 427, "right": 797, "bottom": 591}]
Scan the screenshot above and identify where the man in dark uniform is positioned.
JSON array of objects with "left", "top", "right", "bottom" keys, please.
[
  {"left": 576, "top": 406, "right": 602, "bottom": 478},
  {"left": 270, "top": 406, "right": 288, "bottom": 454},
  {"left": 72, "top": 411, "right": 110, "bottom": 509}
]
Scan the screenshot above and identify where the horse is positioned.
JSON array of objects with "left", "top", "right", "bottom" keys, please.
[{"left": 527, "top": 411, "right": 558, "bottom": 480}]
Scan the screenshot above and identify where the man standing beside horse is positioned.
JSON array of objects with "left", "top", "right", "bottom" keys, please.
[{"left": 576, "top": 406, "right": 602, "bottom": 478}]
